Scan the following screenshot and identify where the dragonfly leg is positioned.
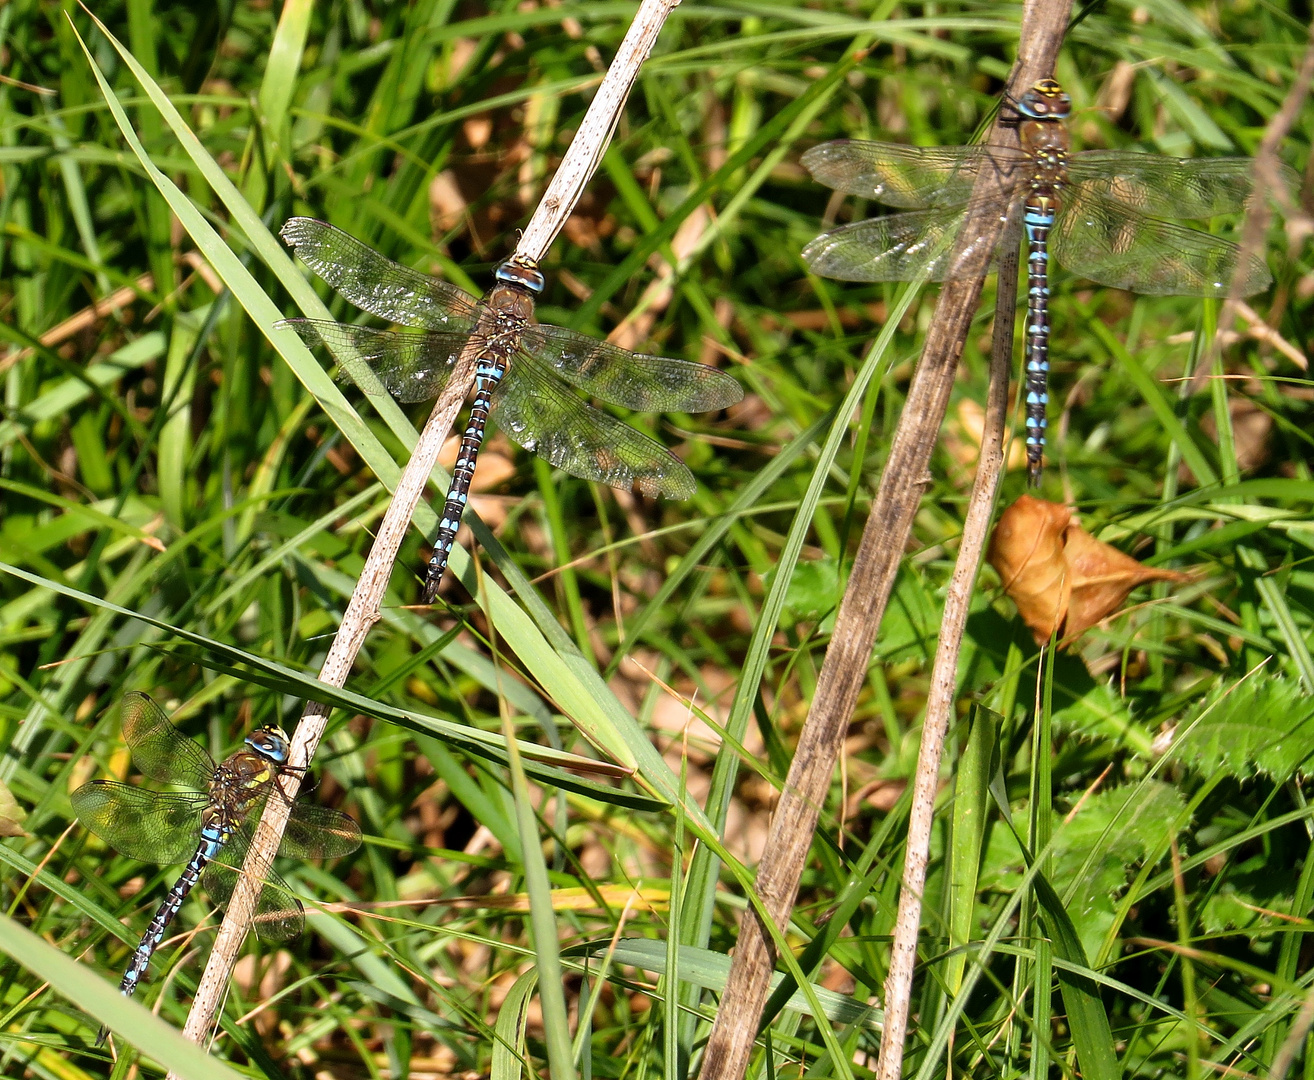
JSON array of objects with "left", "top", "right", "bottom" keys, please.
[
  {"left": 423, "top": 355, "right": 505, "bottom": 602},
  {"left": 1023, "top": 193, "right": 1055, "bottom": 486}
]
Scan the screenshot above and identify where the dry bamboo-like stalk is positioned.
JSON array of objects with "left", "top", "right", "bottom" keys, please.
[
  {"left": 873, "top": 209, "right": 1021, "bottom": 1080},
  {"left": 165, "top": 0, "right": 682, "bottom": 1061},
  {"left": 697, "top": 5, "right": 1070, "bottom": 1079}
]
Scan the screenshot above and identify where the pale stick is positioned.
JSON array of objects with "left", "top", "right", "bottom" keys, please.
[
  {"left": 516, "top": 0, "right": 681, "bottom": 263},
  {"left": 166, "top": 0, "right": 682, "bottom": 1062},
  {"left": 873, "top": 209, "right": 1020, "bottom": 1080}
]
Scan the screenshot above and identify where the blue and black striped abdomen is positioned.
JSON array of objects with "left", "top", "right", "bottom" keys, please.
[
  {"left": 118, "top": 823, "right": 230, "bottom": 1001},
  {"left": 422, "top": 354, "right": 508, "bottom": 602},
  {"left": 1023, "top": 192, "right": 1056, "bottom": 485}
]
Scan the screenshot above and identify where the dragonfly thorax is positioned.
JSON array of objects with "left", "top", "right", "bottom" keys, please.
[
  {"left": 208, "top": 749, "right": 278, "bottom": 819},
  {"left": 1019, "top": 106, "right": 1071, "bottom": 199},
  {"left": 485, "top": 281, "right": 537, "bottom": 324}
]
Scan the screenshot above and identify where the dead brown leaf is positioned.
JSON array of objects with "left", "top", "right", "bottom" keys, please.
[{"left": 988, "top": 494, "right": 1191, "bottom": 646}]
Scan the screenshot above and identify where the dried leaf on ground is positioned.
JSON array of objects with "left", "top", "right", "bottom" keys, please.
[{"left": 988, "top": 495, "right": 1191, "bottom": 646}]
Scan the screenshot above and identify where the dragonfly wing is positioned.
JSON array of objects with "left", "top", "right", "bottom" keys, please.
[
  {"left": 279, "top": 319, "right": 466, "bottom": 402},
  {"left": 280, "top": 801, "right": 362, "bottom": 861},
  {"left": 519, "top": 326, "right": 742, "bottom": 412},
  {"left": 803, "top": 205, "right": 1002, "bottom": 283},
  {"left": 492, "top": 357, "right": 696, "bottom": 499},
  {"left": 71, "top": 782, "right": 206, "bottom": 865},
  {"left": 118, "top": 692, "right": 215, "bottom": 789},
  {"left": 802, "top": 141, "right": 1024, "bottom": 208},
  {"left": 1053, "top": 189, "right": 1271, "bottom": 297},
  {"left": 1067, "top": 152, "right": 1278, "bottom": 218},
  {"left": 203, "top": 828, "right": 306, "bottom": 942},
  {"left": 249, "top": 868, "right": 307, "bottom": 941},
  {"left": 281, "top": 217, "right": 479, "bottom": 332}
]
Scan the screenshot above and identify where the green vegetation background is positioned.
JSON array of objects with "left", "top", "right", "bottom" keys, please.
[{"left": 0, "top": 0, "right": 1312, "bottom": 1077}]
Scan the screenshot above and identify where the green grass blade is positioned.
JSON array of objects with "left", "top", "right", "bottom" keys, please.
[
  {"left": 944, "top": 706, "right": 997, "bottom": 998},
  {"left": 0, "top": 912, "right": 247, "bottom": 1076}
]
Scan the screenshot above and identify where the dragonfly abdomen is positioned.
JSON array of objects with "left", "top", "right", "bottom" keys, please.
[
  {"left": 1023, "top": 190, "right": 1058, "bottom": 486},
  {"left": 118, "top": 822, "right": 231, "bottom": 1001},
  {"left": 423, "top": 353, "right": 508, "bottom": 602}
]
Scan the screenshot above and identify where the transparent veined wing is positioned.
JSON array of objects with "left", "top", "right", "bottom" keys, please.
[
  {"left": 1067, "top": 152, "right": 1269, "bottom": 218},
  {"left": 247, "top": 868, "right": 307, "bottom": 942},
  {"left": 802, "top": 204, "right": 1006, "bottom": 283},
  {"left": 203, "top": 829, "right": 305, "bottom": 943},
  {"left": 281, "top": 218, "right": 480, "bottom": 332},
  {"left": 279, "top": 319, "right": 467, "bottom": 402},
  {"left": 70, "top": 782, "right": 207, "bottom": 865},
  {"left": 492, "top": 357, "right": 696, "bottom": 499},
  {"left": 118, "top": 692, "right": 215, "bottom": 790},
  {"left": 280, "top": 801, "right": 362, "bottom": 861},
  {"left": 1052, "top": 188, "right": 1272, "bottom": 296},
  {"left": 519, "top": 325, "right": 742, "bottom": 412},
  {"left": 801, "top": 140, "right": 1026, "bottom": 209}
]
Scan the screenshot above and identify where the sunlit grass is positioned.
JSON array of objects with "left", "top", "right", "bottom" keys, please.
[{"left": 1, "top": 1, "right": 1312, "bottom": 1078}]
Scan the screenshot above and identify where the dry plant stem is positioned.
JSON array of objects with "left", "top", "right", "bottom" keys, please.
[
  {"left": 874, "top": 218, "right": 1020, "bottom": 1080},
  {"left": 174, "top": 354, "right": 478, "bottom": 1056},
  {"left": 1246, "top": 18, "right": 1314, "bottom": 234},
  {"left": 0, "top": 272, "right": 153, "bottom": 375},
  {"left": 697, "top": 5, "right": 1070, "bottom": 1079},
  {"left": 1193, "top": 18, "right": 1314, "bottom": 393},
  {"left": 516, "top": 0, "right": 682, "bottom": 262},
  {"left": 168, "top": 0, "right": 681, "bottom": 1059},
  {"left": 1272, "top": 984, "right": 1314, "bottom": 1080}
]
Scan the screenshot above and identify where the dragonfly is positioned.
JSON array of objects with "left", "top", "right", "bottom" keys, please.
[
  {"left": 276, "top": 218, "right": 743, "bottom": 601},
  {"left": 71, "top": 692, "right": 360, "bottom": 1042},
  {"left": 802, "top": 78, "right": 1279, "bottom": 483}
]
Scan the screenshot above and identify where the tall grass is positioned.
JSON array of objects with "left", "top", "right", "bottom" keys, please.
[{"left": 0, "top": 1, "right": 1311, "bottom": 1078}]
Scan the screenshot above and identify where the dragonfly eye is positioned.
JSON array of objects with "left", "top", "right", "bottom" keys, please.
[
  {"left": 1015, "top": 93, "right": 1043, "bottom": 118},
  {"left": 245, "top": 727, "right": 291, "bottom": 764},
  {"left": 1017, "top": 78, "right": 1071, "bottom": 120},
  {"left": 494, "top": 258, "right": 546, "bottom": 294}
]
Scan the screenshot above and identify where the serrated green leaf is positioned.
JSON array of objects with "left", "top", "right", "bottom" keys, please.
[{"left": 1171, "top": 677, "right": 1314, "bottom": 782}]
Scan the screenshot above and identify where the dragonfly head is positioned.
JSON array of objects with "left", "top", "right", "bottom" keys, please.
[
  {"left": 245, "top": 726, "right": 291, "bottom": 765},
  {"left": 1016, "top": 79, "right": 1071, "bottom": 121},
  {"left": 495, "top": 255, "right": 546, "bottom": 295}
]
